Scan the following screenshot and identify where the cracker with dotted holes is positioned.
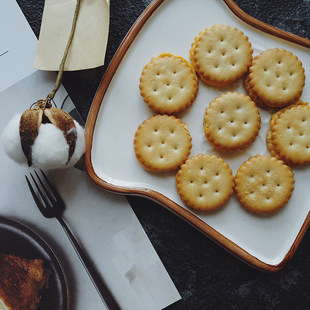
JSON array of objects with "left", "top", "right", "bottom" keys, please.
[
  {"left": 266, "top": 105, "right": 296, "bottom": 163},
  {"left": 243, "top": 72, "right": 270, "bottom": 109},
  {"left": 139, "top": 53, "right": 199, "bottom": 115},
  {"left": 249, "top": 48, "right": 305, "bottom": 108},
  {"left": 176, "top": 153, "right": 234, "bottom": 211},
  {"left": 266, "top": 102, "right": 307, "bottom": 165},
  {"left": 190, "top": 24, "right": 253, "bottom": 87},
  {"left": 203, "top": 92, "right": 261, "bottom": 151},
  {"left": 235, "top": 155, "right": 295, "bottom": 214},
  {"left": 269, "top": 100, "right": 306, "bottom": 129},
  {"left": 134, "top": 115, "right": 192, "bottom": 172},
  {"left": 266, "top": 128, "right": 292, "bottom": 165},
  {"left": 270, "top": 104, "right": 310, "bottom": 165}
]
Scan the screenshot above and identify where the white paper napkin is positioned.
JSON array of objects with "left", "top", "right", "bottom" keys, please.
[{"left": 0, "top": 69, "right": 180, "bottom": 310}]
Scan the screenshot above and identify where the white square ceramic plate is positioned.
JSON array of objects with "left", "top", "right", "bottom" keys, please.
[{"left": 85, "top": 0, "right": 310, "bottom": 271}]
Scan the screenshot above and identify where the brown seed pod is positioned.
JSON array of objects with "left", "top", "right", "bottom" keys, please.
[{"left": 19, "top": 99, "right": 76, "bottom": 167}]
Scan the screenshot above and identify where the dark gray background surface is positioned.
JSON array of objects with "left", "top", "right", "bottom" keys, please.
[{"left": 16, "top": 0, "right": 310, "bottom": 309}]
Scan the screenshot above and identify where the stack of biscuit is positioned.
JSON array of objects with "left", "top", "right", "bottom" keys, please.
[
  {"left": 190, "top": 24, "right": 253, "bottom": 87},
  {"left": 176, "top": 153, "right": 234, "bottom": 211},
  {"left": 139, "top": 52, "right": 199, "bottom": 115},
  {"left": 134, "top": 115, "right": 192, "bottom": 172},
  {"left": 245, "top": 48, "right": 305, "bottom": 108},
  {"left": 266, "top": 102, "right": 310, "bottom": 165},
  {"left": 203, "top": 92, "right": 261, "bottom": 151},
  {"left": 234, "top": 155, "right": 295, "bottom": 213}
]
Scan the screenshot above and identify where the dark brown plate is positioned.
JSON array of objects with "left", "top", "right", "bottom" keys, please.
[{"left": 0, "top": 216, "right": 69, "bottom": 310}]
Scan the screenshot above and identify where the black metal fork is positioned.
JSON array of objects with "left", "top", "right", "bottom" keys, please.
[{"left": 26, "top": 170, "right": 121, "bottom": 310}]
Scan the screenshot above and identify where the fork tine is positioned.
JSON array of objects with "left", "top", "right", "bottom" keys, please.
[
  {"left": 30, "top": 171, "right": 52, "bottom": 208},
  {"left": 25, "top": 175, "right": 48, "bottom": 214},
  {"left": 38, "top": 169, "right": 64, "bottom": 205}
]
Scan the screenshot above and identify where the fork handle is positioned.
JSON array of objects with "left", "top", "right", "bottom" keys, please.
[{"left": 56, "top": 216, "right": 121, "bottom": 310}]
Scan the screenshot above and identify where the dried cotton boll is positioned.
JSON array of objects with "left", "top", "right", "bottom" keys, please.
[
  {"left": 1, "top": 114, "right": 27, "bottom": 165},
  {"left": 32, "top": 123, "right": 71, "bottom": 170},
  {"left": 1, "top": 113, "right": 86, "bottom": 170},
  {"left": 32, "top": 121, "right": 85, "bottom": 170},
  {"left": 67, "top": 120, "right": 86, "bottom": 167}
]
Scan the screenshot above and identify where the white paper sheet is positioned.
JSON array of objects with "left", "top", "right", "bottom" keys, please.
[
  {"left": 0, "top": 1, "right": 180, "bottom": 309},
  {"left": 0, "top": 0, "right": 37, "bottom": 92}
]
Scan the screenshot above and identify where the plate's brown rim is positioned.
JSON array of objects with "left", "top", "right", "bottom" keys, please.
[{"left": 84, "top": 0, "right": 310, "bottom": 272}]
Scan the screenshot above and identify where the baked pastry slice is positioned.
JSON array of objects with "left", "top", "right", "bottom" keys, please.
[{"left": 0, "top": 254, "right": 50, "bottom": 310}]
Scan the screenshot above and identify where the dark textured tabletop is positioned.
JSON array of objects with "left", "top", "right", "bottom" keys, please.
[{"left": 17, "top": 0, "right": 310, "bottom": 309}]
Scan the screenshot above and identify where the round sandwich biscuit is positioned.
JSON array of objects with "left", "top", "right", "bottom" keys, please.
[
  {"left": 243, "top": 72, "right": 270, "bottom": 109},
  {"left": 176, "top": 153, "right": 234, "bottom": 211},
  {"left": 249, "top": 48, "right": 305, "bottom": 108},
  {"left": 270, "top": 104, "right": 310, "bottom": 165},
  {"left": 190, "top": 24, "right": 253, "bottom": 87},
  {"left": 235, "top": 155, "right": 295, "bottom": 213},
  {"left": 266, "top": 128, "right": 293, "bottom": 166},
  {"left": 134, "top": 115, "right": 192, "bottom": 172},
  {"left": 266, "top": 102, "right": 307, "bottom": 165},
  {"left": 203, "top": 92, "right": 261, "bottom": 151},
  {"left": 139, "top": 53, "right": 199, "bottom": 115}
]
